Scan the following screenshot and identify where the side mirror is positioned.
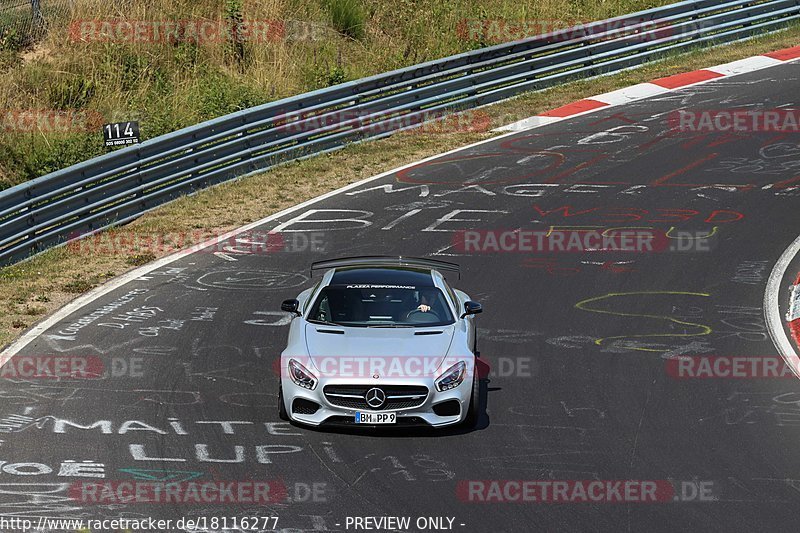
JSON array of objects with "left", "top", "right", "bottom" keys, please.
[
  {"left": 281, "top": 299, "right": 301, "bottom": 316},
  {"left": 461, "top": 300, "right": 482, "bottom": 318}
]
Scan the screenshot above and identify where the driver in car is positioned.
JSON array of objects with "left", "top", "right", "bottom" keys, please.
[{"left": 416, "top": 288, "right": 436, "bottom": 313}]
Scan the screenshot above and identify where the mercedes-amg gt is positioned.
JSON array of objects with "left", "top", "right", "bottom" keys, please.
[{"left": 277, "top": 256, "right": 483, "bottom": 428}]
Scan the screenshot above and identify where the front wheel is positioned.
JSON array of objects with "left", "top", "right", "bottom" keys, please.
[
  {"left": 462, "top": 373, "right": 480, "bottom": 428},
  {"left": 278, "top": 385, "right": 289, "bottom": 421}
]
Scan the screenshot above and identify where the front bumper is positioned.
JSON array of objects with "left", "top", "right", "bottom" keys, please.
[{"left": 280, "top": 376, "right": 470, "bottom": 428}]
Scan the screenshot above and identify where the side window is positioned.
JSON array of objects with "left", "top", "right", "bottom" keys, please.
[{"left": 316, "top": 294, "right": 331, "bottom": 321}]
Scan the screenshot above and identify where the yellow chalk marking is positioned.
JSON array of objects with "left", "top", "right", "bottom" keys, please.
[{"left": 575, "top": 291, "right": 712, "bottom": 352}]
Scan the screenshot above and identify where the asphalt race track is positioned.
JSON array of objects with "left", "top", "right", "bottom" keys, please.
[{"left": 2, "top": 62, "right": 800, "bottom": 532}]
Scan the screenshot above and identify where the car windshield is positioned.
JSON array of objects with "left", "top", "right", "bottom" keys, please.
[{"left": 307, "top": 284, "right": 455, "bottom": 327}]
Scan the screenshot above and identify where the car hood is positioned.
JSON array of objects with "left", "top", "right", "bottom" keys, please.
[{"left": 303, "top": 323, "right": 456, "bottom": 377}]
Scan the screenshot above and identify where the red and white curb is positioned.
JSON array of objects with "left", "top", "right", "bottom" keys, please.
[
  {"left": 496, "top": 45, "right": 800, "bottom": 132},
  {"left": 788, "top": 273, "right": 800, "bottom": 350}
]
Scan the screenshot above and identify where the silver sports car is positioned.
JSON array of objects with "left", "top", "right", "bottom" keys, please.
[{"left": 278, "top": 256, "right": 483, "bottom": 428}]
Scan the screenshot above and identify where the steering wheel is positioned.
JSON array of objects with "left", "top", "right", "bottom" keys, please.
[{"left": 406, "top": 308, "right": 441, "bottom": 322}]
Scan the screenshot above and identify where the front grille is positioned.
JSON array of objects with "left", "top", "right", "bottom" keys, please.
[{"left": 323, "top": 385, "right": 428, "bottom": 410}]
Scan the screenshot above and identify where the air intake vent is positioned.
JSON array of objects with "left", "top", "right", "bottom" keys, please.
[
  {"left": 292, "top": 398, "right": 320, "bottom": 415},
  {"left": 414, "top": 330, "right": 443, "bottom": 336},
  {"left": 433, "top": 400, "right": 461, "bottom": 417},
  {"left": 316, "top": 329, "right": 345, "bottom": 334}
]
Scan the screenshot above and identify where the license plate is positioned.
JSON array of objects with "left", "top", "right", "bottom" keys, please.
[{"left": 355, "top": 412, "right": 396, "bottom": 424}]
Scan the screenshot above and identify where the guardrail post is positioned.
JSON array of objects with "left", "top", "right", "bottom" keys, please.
[
  {"left": 742, "top": 2, "right": 754, "bottom": 30},
  {"left": 134, "top": 146, "right": 146, "bottom": 209},
  {"left": 239, "top": 114, "right": 252, "bottom": 177},
  {"left": 690, "top": 4, "right": 702, "bottom": 41}
]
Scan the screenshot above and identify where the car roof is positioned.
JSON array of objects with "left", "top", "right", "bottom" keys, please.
[{"left": 329, "top": 267, "right": 435, "bottom": 287}]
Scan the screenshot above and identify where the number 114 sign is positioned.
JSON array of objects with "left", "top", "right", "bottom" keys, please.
[{"left": 103, "top": 121, "right": 140, "bottom": 147}]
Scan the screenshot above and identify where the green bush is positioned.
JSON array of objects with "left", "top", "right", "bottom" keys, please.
[
  {"left": 1, "top": 134, "right": 102, "bottom": 183},
  {"left": 174, "top": 41, "right": 201, "bottom": 68},
  {"left": 47, "top": 77, "right": 96, "bottom": 110},
  {"left": 194, "top": 72, "right": 264, "bottom": 119},
  {"left": 305, "top": 46, "right": 350, "bottom": 89},
  {"left": 0, "top": 47, "right": 19, "bottom": 70},
  {"left": 0, "top": 26, "right": 25, "bottom": 51},
  {"left": 0, "top": 8, "right": 33, "bottom": 52},
  {"left": 224, "top": 0, "right": 246, "bottom": 66},
  {"left": 313, "top": 64, "right": 347, "bottom": 87},
  {"left": 327, "top": 0, "right": 366, "bottom": 41}
]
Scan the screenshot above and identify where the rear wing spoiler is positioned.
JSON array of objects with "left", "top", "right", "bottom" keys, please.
[{"left": 310, "top": 256, "right": 461, "bottom": 279}]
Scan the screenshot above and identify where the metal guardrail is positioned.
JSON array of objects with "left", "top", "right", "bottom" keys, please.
[{"left": 1, "top": 0, "right": 799, "bottom": 266}]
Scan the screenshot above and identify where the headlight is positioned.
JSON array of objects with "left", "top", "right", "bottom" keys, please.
[
  {"left": 288, "top": 359, "right": 317, "bottom": 390},
  {"left": 435, "top": 361, "right": 466, "bottom": 392}
]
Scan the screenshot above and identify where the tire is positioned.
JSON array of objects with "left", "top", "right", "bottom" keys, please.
[
  {"left": 278, "top": 385, "right": 289, "bottom": 421},
  {"left": 462, "top": 373, "right": 480, "bottom": 428}
]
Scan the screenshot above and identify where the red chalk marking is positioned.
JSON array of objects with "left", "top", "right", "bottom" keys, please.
[
  {"left": 529, "top": 206, "right": 743, "bottom": 223},
  {"left": 532, "top": 205, "right": 600, "bottom": 218},
  {"left": 638, "top": 128, "right": 683, "bottom": 152},
  {"left": 705, "top": 133, "right": 743, "bottom": 149},
  {"left": 574, "top": 181, "right": 631, "bottom": 185},
  {"left": 772, "top": 175, "right": 800, "bottom": 189},
  {"left": 544, "top": 154, "right": 608, "bottom": 184},
  {"left": 650, "top": 152, "right": 719, "bottom": 186}
]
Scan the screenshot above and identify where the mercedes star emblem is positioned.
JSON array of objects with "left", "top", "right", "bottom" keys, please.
[{"left": 365, "top": 387, "right": 386, "bottom": 409}]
